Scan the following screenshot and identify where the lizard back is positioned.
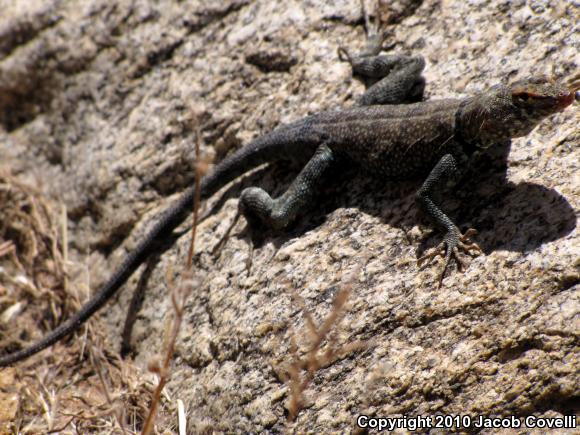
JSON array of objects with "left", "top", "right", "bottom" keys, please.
[{"left": 309, "top": 99, "right": 465, "bottom": 178}]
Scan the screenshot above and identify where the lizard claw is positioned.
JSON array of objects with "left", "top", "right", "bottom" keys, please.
[
  {"left": 417, "top": 228, "right": 482, "bottom": 288},
  {"left": 337, "top": 46, "right": 353, "bottom": 63}
]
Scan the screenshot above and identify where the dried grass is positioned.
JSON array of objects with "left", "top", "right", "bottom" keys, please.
[
  {"left": 0, "top": 168, "right": 169, "bottom": 434},
  {"left": 274, "top": 264, "right": 369, "bottom": 422}
]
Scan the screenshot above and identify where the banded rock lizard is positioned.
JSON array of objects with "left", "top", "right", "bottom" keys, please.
[{"left": 0, "top": 42, "right": 577, "bottom": 367}]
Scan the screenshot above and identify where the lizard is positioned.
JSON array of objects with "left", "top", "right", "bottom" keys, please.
[{"left": 0, "top": 37, "right": 577, "bottom": 367}]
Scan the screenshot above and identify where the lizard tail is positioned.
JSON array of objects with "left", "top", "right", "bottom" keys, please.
[{"left": 0, "top": 126, "right": 311, "bottom": 367}]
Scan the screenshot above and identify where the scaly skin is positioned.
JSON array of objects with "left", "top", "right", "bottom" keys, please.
[{"left": 0, "top": 63, "right": 576, "bottom": 366}]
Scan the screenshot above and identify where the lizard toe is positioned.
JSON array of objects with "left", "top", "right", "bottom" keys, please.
[
  {"left": 457, "top": 228, "right": 483, "bottom": 256},
  {"left": 419, "top": 227, "right": 482, "bottom": 287},
  {"left": 417, "top": 242, "right": 446, "bottom": 267}
]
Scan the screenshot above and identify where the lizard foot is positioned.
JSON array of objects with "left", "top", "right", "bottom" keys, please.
[
  {"left": 417, "top": 228, "right": 482, "bottom": 288},
  {"left": 211, "top": 210, "right": 241, "bottom": 258}
]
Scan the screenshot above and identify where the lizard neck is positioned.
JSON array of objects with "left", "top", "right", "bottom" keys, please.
[
  {"left": 454, "top": 98, "right": 480, "bottom": 155},
  {"left": 456, "top": 95, "right": 516, "bottom": 149}
]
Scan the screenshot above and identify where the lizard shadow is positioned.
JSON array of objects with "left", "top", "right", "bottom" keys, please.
[
  {"left": 222, "top": 140, "right": 575, "bottom": 258},
  {"left": 120, "top": 232, "right": 181, "bottom": 356}
]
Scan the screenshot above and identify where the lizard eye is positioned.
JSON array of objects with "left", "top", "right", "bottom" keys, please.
[{"left": 514, "top": 92, "right": 530, "bottom": 101}]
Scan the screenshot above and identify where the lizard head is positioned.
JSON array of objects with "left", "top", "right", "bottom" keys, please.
[
  {"left": 468, "top": 75, "right": 577, "bottom": 147},
  {"left": 508, "top": 76, "right": 576, "bottom": 120}
]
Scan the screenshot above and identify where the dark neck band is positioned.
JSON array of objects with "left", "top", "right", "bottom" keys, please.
[{"left": 454, "top": 99, "right": 479, "bottom": 155}]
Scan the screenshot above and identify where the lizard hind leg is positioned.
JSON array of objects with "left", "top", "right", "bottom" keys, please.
[{"left": 239, "top": 143, "right": 336, "bottom": 230}]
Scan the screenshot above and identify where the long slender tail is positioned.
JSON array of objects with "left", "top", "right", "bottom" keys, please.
[{"left": 0, "top": 126, "right": 311, "bottom": 367}]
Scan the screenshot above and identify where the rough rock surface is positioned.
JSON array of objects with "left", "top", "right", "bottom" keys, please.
[{"left": 0, "top": 0, "right": 578, "bottom": 432}]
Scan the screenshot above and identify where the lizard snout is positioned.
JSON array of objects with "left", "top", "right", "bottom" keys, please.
[{"left": 556, "top": 89, "right": 575, "bottom": 109}]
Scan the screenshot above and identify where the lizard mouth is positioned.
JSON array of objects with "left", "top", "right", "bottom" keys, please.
[{"left": 556, "top": 90, "right": 575, "bottom": 109}]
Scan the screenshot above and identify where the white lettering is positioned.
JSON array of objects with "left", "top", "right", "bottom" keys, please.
[{"left": 357, "top": 415, "right": 368, "bottom": 427}]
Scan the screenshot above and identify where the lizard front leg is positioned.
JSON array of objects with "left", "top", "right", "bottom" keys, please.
[
  {"left": 338, "top": 33, "right": 425, "bottom": 106},
  {"left": 239, "top": 143, "right": 336, "bottom": 229},
  {"left": 416, "top": 154, "right": 482, "bottom": 287}
]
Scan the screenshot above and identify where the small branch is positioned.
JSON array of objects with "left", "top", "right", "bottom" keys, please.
[{"left": 142, "top": 117, "right": 208, "bottom": 435}]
